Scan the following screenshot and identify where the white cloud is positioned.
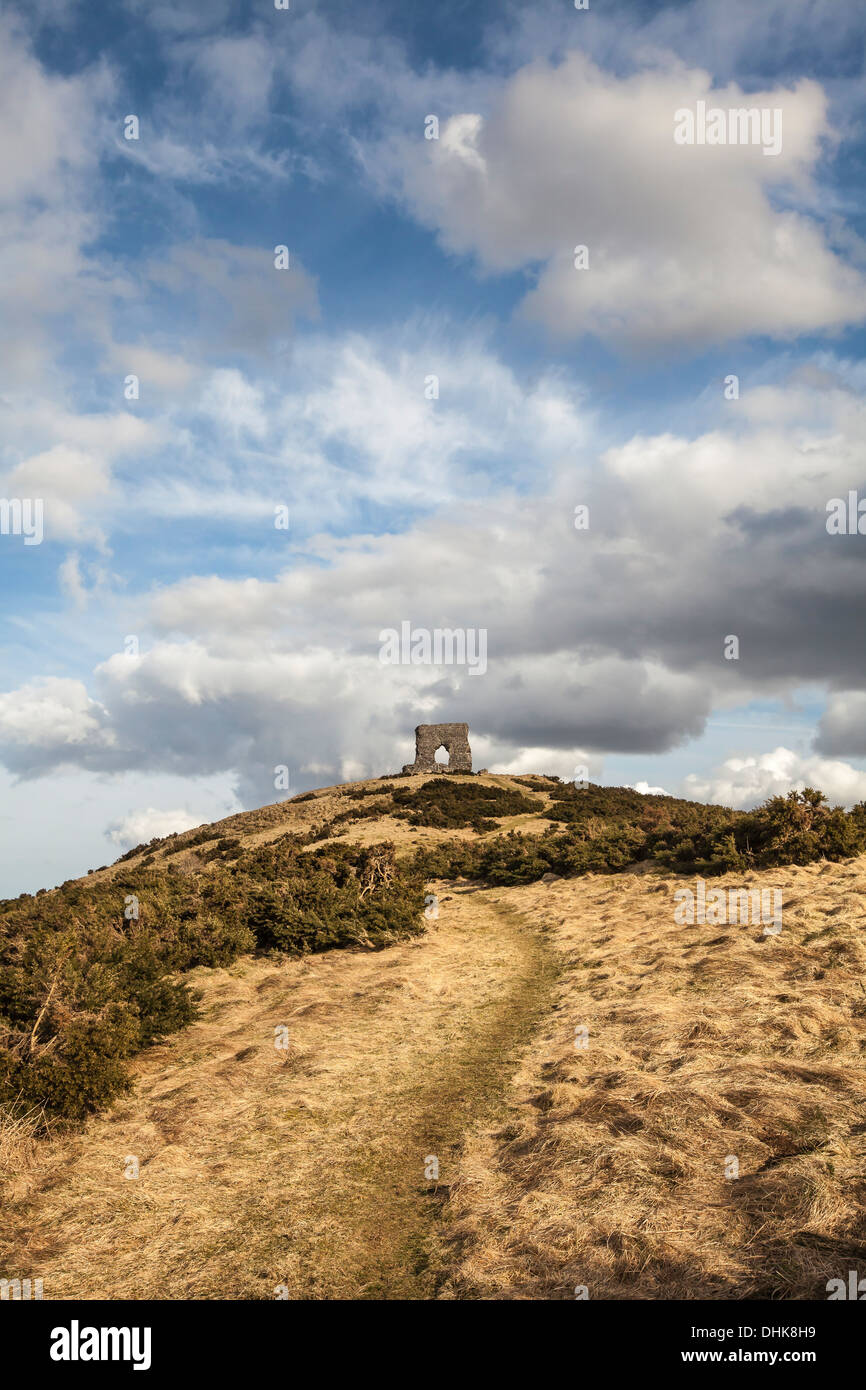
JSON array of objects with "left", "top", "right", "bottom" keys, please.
[
  {"left": 683, "top": 746, "right": 866, "bottom": 808},
  {"left": 198, "top": 369, "right": 269, "bottom": 439},
  {"left": 815, "top": 692, "right": 866, "bottom": 758},
  {"left": 116, "top": 31, "right": 296, "bottom": 184},
  {"left": 122, "top": 0, "right": 235, "bottom": 36},
  {"left": 111, "top": 326, "right": 592, "bottom": 533},
  {"left": 106, "top": 806, "right": 203, "bottom": 849},
  {"left": 146, "top": 238, "right": 318, "bottom": 358},
  {"left": 2, "top": 412, "right": 161, "bottom": 546},
  {"left": 1, "top": 356, "right": 864, "bottom": 808},
  {"left": 384, "top": 53, "right": 866, "bottom": 346},
  {"left": 0, "top": 19, "right": 116, "bottom": 384},
  {"left": 270, "top": 329, "right": 590, "bottom": 509},
  {"left": 0, "top": 16, "right": 106, "bottom": 202},
  {"left": 480, "top": 745, "right": 603, "bottom": 781},
  {"left": 107, "top": 343, "right": 200, "bottom": 392},
  {"left": 0, "top": 764, "right": 240, "bottom": 895},
  {"left": 58, "top": 553, "right": 86, "bottom": 610},
  {"left": 0, "top": 678, "right": 109, "bottom": 750}
]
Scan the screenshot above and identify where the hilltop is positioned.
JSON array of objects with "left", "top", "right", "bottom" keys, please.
[{"left": 1, "top": 773, "right": 866, "bottom": 1298}]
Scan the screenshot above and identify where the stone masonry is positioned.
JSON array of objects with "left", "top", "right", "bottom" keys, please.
[{"left": 402, "top": 723, "right": 472, "bottom": 774}]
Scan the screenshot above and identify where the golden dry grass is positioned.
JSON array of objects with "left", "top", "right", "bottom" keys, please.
[
  {"left": 84, "top": 772, "right": 555, "bottom": 883},
  {"left": 441, "top": 858, "right": 866, "bottom": 1300},
  {"left": 0, "top": 885, "right": 556, "bottom": 1299},
  {"left": 5, "top": 830, "right": 866, "bottom": 1301},
  {"left": 0, "top": 1099, "right": 44, "bottom": 1184}
]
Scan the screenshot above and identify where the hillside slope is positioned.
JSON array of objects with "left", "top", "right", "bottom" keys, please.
[
  {"left": 2, "top": 776, "right": 866, "bottom": 1299},
  {"left": 2, "top": 883, "right": 557, "bottom": 1299},
  {"left": 444, "top": 859, "right": 866, "bottom": 1299}
]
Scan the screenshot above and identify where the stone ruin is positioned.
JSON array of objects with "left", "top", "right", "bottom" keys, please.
[{"left": 402, "top": 722, "right": 472, "bottom": 775}]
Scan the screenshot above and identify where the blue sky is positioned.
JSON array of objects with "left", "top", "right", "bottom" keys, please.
[{"left": 2, "top": 0, "right": 866, "bottom": 895}]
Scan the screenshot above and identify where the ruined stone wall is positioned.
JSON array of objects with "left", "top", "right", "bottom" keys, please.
[{"left": 402, "top": 723, "right": 472, "bottom": 774}]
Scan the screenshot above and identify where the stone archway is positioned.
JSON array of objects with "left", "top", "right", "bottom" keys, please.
[{"left": 402, "top": 723, "right": 472, "bottom": 774}]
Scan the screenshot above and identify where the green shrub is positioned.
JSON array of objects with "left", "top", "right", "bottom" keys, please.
[
  {"left": 4, "top": 781, "right": 864, "bottom": 1127},
  {"left": 512, "top": 775, "right": 561, "bottom": 793},
  {"left": 243, "top": 840, "right": 425, "bottom": 953},
  {"left": 391, "top": 779, "right": 542, "bottom": 831},
  {"left": 0, "top": 833, "right": 424, "bottom": 1123},
  {"left": 422, "top": 786, "right": 866, "bottom": 888},
  {"left": 26, "top": 1009, "right": 139, "bottom": 1120}
]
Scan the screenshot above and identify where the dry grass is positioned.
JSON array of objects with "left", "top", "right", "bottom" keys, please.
[
  {"left": 441, "top": 857, "right": 866, "bottom": 1300},
  {"left": 0, "top": 885, "right": 556, "bottom": 1299},
  {"left": 0, "top": 1098, "right": 44, "bottom": 1183},
  {"left": 6, "top": 827, "right": 866, "bottom": 1301},
  {"left": 85, "top": 772, "right": 557, "bottom": 882}
]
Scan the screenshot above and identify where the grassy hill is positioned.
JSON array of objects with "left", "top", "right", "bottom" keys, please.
[{"left": 2, "top": 772, "right": 866, "bottom": 1299}]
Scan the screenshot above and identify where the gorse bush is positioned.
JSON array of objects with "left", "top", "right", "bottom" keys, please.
[
  {"left": 648, "top": 788, "right": 866, "bottom": 873},
  {"left": 238, "top": 838, "right": 424, "bottom": 953},
  {"left": 0, "top": 835, "right": 424, "bottom": 1123},
  {"left": 511, "top": 775, "right": 562, "bottom": 794},
  {"left": 3, "top": 778, "right": 864, "bottom": 1129},
  {"left": 391, "top": 778, "right": 543, "bottom": 831},
  {"left": 415, "top": 787, "right": 866, "bottom": 887},
  {"left": 416, "top": 821, "right": 646, "bottom": 886}
]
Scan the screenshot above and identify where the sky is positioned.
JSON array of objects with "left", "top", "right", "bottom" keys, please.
[{"left": 1, "top": 0, "right": 866, "bottom": 896}]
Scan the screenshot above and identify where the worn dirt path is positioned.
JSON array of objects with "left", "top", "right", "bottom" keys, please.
[{"left": 1, "top": 885, "right": 558, "bottom": 1300}]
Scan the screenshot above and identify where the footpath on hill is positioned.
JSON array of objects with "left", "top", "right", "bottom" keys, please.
[{"left": 0, "top": 886, "right": 558, "bottom": 1299}]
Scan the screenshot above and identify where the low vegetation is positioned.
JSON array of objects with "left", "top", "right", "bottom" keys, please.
[
  {"left": 418, "top": 787, "right": 866, "bottom": 886},
  {"left": 3, "top": 775, "right": 866, "bottom": 1139},
  {"left": 3, "top": 770, "right": 866, "bottom": 1300},
  {"left": 0, "top": 835, "right": 424, "bottom": 1122},
  {"left": 391, "top": 778, "right": 543, "bottom": 830},
  {"left": 443, "top": 861, "right": 866, "bottom": 1299}
]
